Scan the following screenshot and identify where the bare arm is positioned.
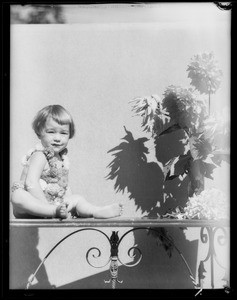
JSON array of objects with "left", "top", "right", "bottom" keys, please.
[{"left": 25, "top": 151, "right": 48, "bottom": 203}]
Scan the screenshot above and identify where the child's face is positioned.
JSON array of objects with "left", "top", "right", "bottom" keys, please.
[{"left": 39, "top": 117, "right": 70, "bottom": 155}]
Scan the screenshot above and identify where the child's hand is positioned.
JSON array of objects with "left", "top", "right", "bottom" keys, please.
[
  {"left": 55, "top": 204, "right": 68, "bottom": 219},
  {"left": 64, "top": 200, "right": 73, "bottom": 212}
]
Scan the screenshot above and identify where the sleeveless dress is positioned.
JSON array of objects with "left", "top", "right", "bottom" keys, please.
[{"left": 11, "top": 143, "right": 70, "bottom": 206}]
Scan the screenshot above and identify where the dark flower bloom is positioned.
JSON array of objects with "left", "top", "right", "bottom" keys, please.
[{"left": 187, "top": 52, "right": 222, "bottom": 95}]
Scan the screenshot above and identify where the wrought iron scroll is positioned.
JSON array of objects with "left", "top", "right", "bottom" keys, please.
[
  {"left": 198, "top": 226, "right": 229, "bottom": 289},
  {"left": 104, "top": 231, "right": 123, "bottom": 288},
  {"left": 26, "top": 225, "right": 229, "bottom": 290},
  {"left": 26, "top": 228, "right": 111, "bottom": 289},
  {"left": 114, "top": 227, "right": 199, "bottom": 289}
]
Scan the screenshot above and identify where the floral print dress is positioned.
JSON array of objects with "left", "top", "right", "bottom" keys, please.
[{"left": 12, "top": 143, "right": 70, "bottom": 206}]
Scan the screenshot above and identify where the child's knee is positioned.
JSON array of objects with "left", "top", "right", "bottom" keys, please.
[
  {"left": 75, "top": 196, "right": 88, "bottom": 207},
  {"left": 11, "top": 189, "right": 25, "bottom": 206},
  {"left": 77, "top": 195, "right": 87, "bottom": 202},
  {"left": 69, "top": 194, "right": 86, "bottom": 204}
]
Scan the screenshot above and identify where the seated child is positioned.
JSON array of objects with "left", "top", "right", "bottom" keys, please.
[{"left": 11, "top": 104, "right": 123, "bottom": 219}]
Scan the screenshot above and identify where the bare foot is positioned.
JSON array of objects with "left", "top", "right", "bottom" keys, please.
[
  {"left": 55, "top": 204, "right": 68, "bottom": 219},
  {"left": 93, "top": 203, "right": 123, "bottom": 219}
]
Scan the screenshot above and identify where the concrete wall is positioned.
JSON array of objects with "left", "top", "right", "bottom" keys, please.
[{"left": 9, "top": 4, "right": 230, "bottom": 289}]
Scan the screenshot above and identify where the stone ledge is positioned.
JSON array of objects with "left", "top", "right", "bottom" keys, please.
[{"left": 9, "top": 217, "right": 229, "bottom": 228}]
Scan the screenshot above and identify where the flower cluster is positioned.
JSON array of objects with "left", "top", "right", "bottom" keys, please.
[
  {"left": 41, "top": 148, "right": 69, "bottom": 203},
  {"left": 45, "top": 183, "right": 66, "bottom": 203},
  {"left": 184, "top": 188, "right": 229, "bottom": 220},
  {"left": 187, "top": 52, "right": 222, "bottom": 95},
  {"left": 21, "top": 142, "right": 70, "bottom": 204},
  {"left": 22, "top": 143, "right": 70, "bottom": 170},
  {"left": 163, "top": 188, "right": 229, "bottom": 220}
]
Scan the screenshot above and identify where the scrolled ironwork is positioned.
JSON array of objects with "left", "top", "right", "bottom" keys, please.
[
  {"left": 118, "top": 245, "right": 143, "bottom": 267},
  {"left": 104, "top": 256, "right": 123, "bottom": 289},
  {"left": 213, "top": 226, "right": 228, "bottom": 247},
  {"left": 200, "top": 226, "right": 213, "bottom": 263},
  {"left": 213, "top": 226, "right": 229, "bottom": 270},
  {"left": 200, "top": 225, "right": 229, "bottom": 265},
  {"left": 116, "top": 227, "right": 199, "bottom": 288},
  {"left": 199, "top": 226, "right": 215, "bottom": 288},
  {"left": 200, "top": 226, "right": 210, "bottom": 244},
  {"left": 26, "top": 227, "right": 111, "bottom": 289},
  {"left": 198, "top": 225, "right": 229, "bottom": 289},
  {"left": 86, "top": 247, "right": 110, "bottom": 268},
  {"left": 25, "top": 222, "right": 229, "bottom": 290}
]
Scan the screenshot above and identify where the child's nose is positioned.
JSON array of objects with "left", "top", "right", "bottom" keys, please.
[{"left": 54, "top": 134, "right": 61, "bottom": 141}]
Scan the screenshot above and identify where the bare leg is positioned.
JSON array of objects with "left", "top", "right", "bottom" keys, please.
[
  {"left": 11, "top": 189, "right": 67, "bottom": 219},
  {"left": 93, "top": 203, "right": 124, "bottom": 219},
  {"left": 65, "top": 195, "right": 123, "bottom": 219}
]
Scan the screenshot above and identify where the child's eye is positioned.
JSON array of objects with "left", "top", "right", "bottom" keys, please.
[{"left": 62, "top": 132, "right": 69, "bottom": 135}]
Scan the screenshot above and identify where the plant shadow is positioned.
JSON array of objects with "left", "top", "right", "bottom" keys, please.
[
  {"left": 9, "top": 227, "right": 54, "bottom": 289},
  {"left": 106, "top": 127, "right": 198, "bottom": 287},
  {"left": 107, "top": 127, "right": 163, "bottom": 216},
  {"left": 107, "top": 126, "right": 189, "bottom": 216}
]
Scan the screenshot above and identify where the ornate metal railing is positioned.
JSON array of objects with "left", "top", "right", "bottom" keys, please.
[
  {"left": 198, "top": 226, "right": 229, "bottom": 291},
  {"left": 10, "top": 218, "right": 229, "bottom": 293}
]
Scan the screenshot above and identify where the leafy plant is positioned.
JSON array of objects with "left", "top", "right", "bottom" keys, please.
[{"left": 130, "top": 52, "right": 229, "bottom": 196}]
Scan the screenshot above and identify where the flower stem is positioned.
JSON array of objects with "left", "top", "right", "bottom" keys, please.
[{"left": 208, "top": 92, "right": 211, "bottom": 115}]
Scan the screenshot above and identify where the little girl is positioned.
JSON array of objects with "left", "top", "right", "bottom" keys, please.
[{"left": 11, "top": 104, "right": 123, "bottom": 219}]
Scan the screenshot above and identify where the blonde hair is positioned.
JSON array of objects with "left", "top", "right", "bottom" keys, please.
[{"left": 32, "top": 105, "right": 75, "bottom": 138}]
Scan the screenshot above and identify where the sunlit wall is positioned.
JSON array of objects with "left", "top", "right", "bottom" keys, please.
[{"left": 10, "top": 3, "right": 230, "bottom": 289}]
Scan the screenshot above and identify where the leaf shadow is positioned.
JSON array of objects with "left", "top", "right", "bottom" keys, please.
[
  {"left": 154, "top": 128, "right": 188, "bottom": 165},
  {"left": 106, "top": 126, "right": 189, "bottom": 217},
  {"left": 106, "top": 127, "right": 192, "bottom": 261},
  {"left": 106, "top": 126, "right": 164, "bottom": 217}
]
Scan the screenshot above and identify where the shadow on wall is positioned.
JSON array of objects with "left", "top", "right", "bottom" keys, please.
[
  {"left": 105, "top": 127, "right": 198, "bottom": 288},
  {"left": 106, "top": 126, "right": 190, "bottom": 216},
  {"left": 9, "top": 227, "right": 54, "bottom": 289},
  {"left": 58, "top": 228, "right": 198, "bottom": 289},
  {"left": 107, "top": 126, "right": 163, "bottom": 215},
  {"left": 9, "top": 224, "right": 197, "bottom": 289}
]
